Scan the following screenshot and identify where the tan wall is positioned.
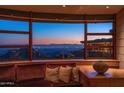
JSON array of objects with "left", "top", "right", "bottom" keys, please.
[{"left": 116, "top": 8, "right": 124, "bottom": 68}]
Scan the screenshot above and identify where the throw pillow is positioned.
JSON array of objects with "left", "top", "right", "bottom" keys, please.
[
  {"left": 59, "top": 66, "right": 72, "bottom": 83},
  {"left": 45, "top": 67, "right": 59, "bottom": 83}
]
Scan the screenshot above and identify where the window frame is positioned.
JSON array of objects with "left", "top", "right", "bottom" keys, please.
[{"left": 0, "top": 13, "right": 116, "bottom": 61}]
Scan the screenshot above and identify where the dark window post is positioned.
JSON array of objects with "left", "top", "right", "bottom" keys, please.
[{"left": 29, "top": 12, "right": 32, "bottom": 61}]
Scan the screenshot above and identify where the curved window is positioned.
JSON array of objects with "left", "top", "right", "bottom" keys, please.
[{"left": 0, "top": 14, "right": 115, "bottom": 61}]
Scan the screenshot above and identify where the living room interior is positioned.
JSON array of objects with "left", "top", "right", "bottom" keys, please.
[{"left": 0, "top": 5, "right": 124, "bottom": 87}]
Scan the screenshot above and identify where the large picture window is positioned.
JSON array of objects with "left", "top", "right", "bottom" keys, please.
[{"left": 32, "top": 22, "right": 84, "bottom": 60}]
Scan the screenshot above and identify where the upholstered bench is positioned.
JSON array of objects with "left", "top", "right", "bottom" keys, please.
[{"left": 0, "top": 62, "right": 80, "bottom": 87}]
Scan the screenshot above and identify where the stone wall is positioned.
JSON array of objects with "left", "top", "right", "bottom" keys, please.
[{"left": 116, "top": 8, "right": 124, "bottom": 68}]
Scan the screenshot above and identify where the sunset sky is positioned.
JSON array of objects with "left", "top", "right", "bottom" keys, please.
[{"left": 0, "top": 19, "right": 112, "bottom": 45}]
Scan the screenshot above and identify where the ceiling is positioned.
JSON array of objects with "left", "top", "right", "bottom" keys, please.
[{"left": 0, "top": 5, "right": 123, "bottom": 15}]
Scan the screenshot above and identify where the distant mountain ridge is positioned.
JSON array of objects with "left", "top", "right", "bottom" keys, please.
[{"left": 33, "top": 44, "right": 83, "bottom": 48}]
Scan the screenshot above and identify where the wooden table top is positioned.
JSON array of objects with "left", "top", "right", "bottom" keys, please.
[{"left": 78, "top": 65, "right": 124, "bottom": 78}]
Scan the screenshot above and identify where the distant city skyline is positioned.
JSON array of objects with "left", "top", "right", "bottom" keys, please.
[{"left": 0, "top": 19, "right": 112, "bottom": 45}]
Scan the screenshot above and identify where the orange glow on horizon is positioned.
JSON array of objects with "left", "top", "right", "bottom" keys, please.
[{"left": 33, "top": 39, "right": 82, "bottom": 44}]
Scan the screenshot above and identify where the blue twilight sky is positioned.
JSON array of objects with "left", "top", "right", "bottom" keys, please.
[{"left": 0, "top": 19, "right": 112, "bottom": 45}]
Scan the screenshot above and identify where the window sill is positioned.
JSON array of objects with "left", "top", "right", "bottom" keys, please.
[{"left": 0, "top": 59, "right": 119, "bottom": 64}]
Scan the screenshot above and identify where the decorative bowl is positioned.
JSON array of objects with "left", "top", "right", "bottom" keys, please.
[{"left": 93, "top": 61, "right": 109, "bottom": 74}]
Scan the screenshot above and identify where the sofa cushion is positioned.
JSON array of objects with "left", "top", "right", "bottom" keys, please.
[
  {"left": 59, "top": 66, "right": 72, "bottom": 83},
  {"left": 16, "top": 63, "right": 45, "bottom": 82},
  {"left": 45, "top": 67, "right": 59, "bottom": 83},
  {"left": 72, "top": 67, "right": 79, "bottom": 82}
]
